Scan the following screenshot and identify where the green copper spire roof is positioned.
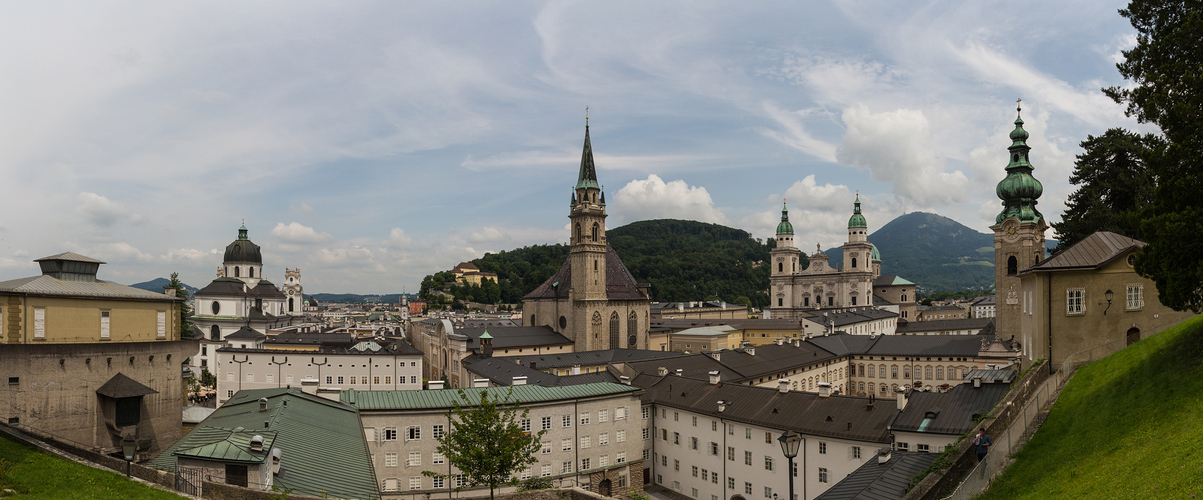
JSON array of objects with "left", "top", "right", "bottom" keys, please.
[
  {"left": 848, "top": 193, "right": 867, "bottom": 229},
  {"left": 576, "top": 123, "right": 600, "bottom": 190},
  {"left": 995, "top": 102, "right": 1044, "bottom": 224},
  {"left": 776, "top": 201, "right": 794, "bottom": 235},
  {"left": 479, "top": 330, "right": 493, "bottom": 340}
]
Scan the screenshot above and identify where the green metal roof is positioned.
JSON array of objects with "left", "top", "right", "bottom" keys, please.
[
  {"left": 870, "top": 243, "right": 881, "bottom": 262},
  {"left": 576, "top": 125, "right": 600, "bottom": 190},
  {"left": 343, "top": 382, "right": 642, "bottom": 411},
  {"left": 888, "top": 276, "right": 914, "bottom": 286},
  {"left": 848, "top": 195, "right": 867, "bottom": 229},
  {"left": 149, "top": 388, "right": 378, "bottom": 499},
  {"left": 995, "top": 108, "right": 1044, "bottom": 224},
  {"left": 776, "top": 202, "right": 794, "bottom": 235}
]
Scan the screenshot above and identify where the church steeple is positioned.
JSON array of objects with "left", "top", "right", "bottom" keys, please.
[
  {"left": 995, "top": 101, "right": 1044, "bottom": 224},
  {"left": 576, "top": 121, "right": 600, "bottom": 190}
]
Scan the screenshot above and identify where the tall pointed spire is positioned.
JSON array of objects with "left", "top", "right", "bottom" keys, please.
[
  {"left": 776, "top": 200, "right": 794, "bottom": 236},
  {"left": 995, "top": 101, "right": 1044, "bottom": 224},
  {"left": 576, "top": 118, "right": 600, "bottom": 190}
]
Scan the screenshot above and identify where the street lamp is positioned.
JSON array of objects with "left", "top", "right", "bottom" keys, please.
[
  {"left": 778, "top": 430, "right": 801, "bottom": 500},
  {"left": 121, "top": 435, "right": 137, "bottom": 478},
  {"left": 1103, "top": 289, "right": 1115, "bottom": 315}
]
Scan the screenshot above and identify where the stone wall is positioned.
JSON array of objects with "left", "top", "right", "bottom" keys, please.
[{"left": 0, "top": 339, "right": 197, "bottom": 455}]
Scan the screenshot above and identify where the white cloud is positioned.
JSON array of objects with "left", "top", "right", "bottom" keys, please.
[
  {"left": 466, "top": 227, "right": 511, "bottom": 244},
  {"left": 270, "top": 222, "right": 334, "bottom": 244},
  {"left": 384, "top": 228, "right": 413, "bottom": 249},
  {"left": 836, "top": 105, "right": 969, "bottom": 205},
  {"left": 757, "top": 103, "right": 838, "bottom": 162},
  {"left": 74, "top": 192, "right": 140, "bottom": 227},
  {"left": 289, "top": 203, "right": 314, "bottom": 215},
  {"left": 613, "top": 174, "right": 728, "bottom": 225},
  {"left": 163, "top": 248, "right": 214, "bottom": 264}
]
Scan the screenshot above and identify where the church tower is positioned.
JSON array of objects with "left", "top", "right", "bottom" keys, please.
[
  {"left": 770, "top": 202, "right": 803, "bottom": 311},
  {"left": 223, "top": 224, "right": 263, "bottom": 288},
  {"left": 841, "top": 194, "right": 874, "bottom": 306},
  {"left": 991, "top": 102, "right": 1047, "bottom": 339},
  {"left": 569, "top": 118, "right": 609, "bottom": 303},
  {"left": 283, "top": 268, "right": 303, "bottom": 316}
]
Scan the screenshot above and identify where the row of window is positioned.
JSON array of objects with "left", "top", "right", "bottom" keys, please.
[
  {"left": 1066, "top": 285, "right": 1143, "bottom": 315},
  {"left": 381, "top": 451, "right": 445, "bottom": 467},
  {"left": 224, "top": 373, "right": 419, "bottom": 385},
  {"left": 541, "top": 431, "right": 628, "bottom": 452},
  {"left": 367, "top": 425, "right": 442, "bottom": 443},
  {"left": 520, "top": 407, "right": 633, "bottom": 431},
  {"left": 10, "top": 306, "right": 168, "bottom": 339},
  {"left": 855, "top": 364, "right": 972, "bottom": 380}
]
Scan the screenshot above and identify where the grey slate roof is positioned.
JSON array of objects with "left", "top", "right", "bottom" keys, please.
[
  {"left": 342, "top": 382, "right": 642, "bottom": 411},
  {"left": 456, "top": 326, "right": 573, "bottom": 350},
  {"left": 96, "top": 373, "right": 158, "bottom": 398},
  {"left": 895, "top": 318, "right": 993, "bottom": 333},
  {"left": 491, "top": 348, "right": 686, "bottom": 370},
  {"left": 35, "top": 252, "right": 105, "bottom": 263},
  {"left": 808, "top": 307, "right": 899, "bottom": 327},
  {"left": 891, "top": 383, "right": 1011, "bottom": 435},
  {"left": 1022, "top": 231, "right": 1143, "bottom": 273},
  {"left": 195, "top": 277, "right": 251, "bottom": 297},
  {"left": 864, "top": 335, "right": 995, "bottom": 357},
  {"left": 224, "top": 326, "right": 266, "bottom": 341},
  {"left": 806, "top": 334, "right": 880, "bottom": 357},
  {"left": 0, "top": 275, "right": 177, "bottom": 301},
  {"left": 814, "top": 451, "right": 938, "bottom": 500},
  {"left": 522, "top": 244, "right": 647, "bottom": 300},
  {"left": 625, "top": 342, "right": 843, "bottom": 385},
  {"left": 643, "top": 376, "right": 897, "bottom": 443},
  {"left": 650, "top": 318, "right": 807, "bottom": 331}
]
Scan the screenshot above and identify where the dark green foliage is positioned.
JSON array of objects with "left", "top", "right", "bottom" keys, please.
[
  {"left": 421, "top": 220, "right": 776, "bottom": 306},
  {"left": 167, "top": 272, "right": 193, "bottom": 334},
  {"left": 915, "top": 289, "right": 993, "bottom": 304},
  {"left": 423, "top": 389, "right": 546, "bottom": 500},
  {"left": 1052, "top": 129, "right": 1159, "bottom": 251},
  {"left": 1102, "top": 0, "right": 1203, "bottom": 312},
  {"left": 310, "top": 293, "right": 406, "bottom": 303}
]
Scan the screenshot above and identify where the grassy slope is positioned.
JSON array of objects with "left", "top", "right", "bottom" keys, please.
[
  {"left": 0, "top": 434, "right": 185, "bottom": 499},
  {"left": 979, "top": 315, "right": 1203, "bottom": 499}
]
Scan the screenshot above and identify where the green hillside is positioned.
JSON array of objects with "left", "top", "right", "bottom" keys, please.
[
  {"left": 978, "top": 315, "right": 1203, "bottom": 499},
  {"left": 0, "top": 433, "right": 186, "bottom": 499},
  {"left": 420, "top": 219, "right": 779, "bottom": 307}
]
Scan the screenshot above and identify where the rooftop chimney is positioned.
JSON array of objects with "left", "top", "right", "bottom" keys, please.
[
  {"left": 300, "top": 378, "right": 318, "bottom": 395},
  {"left": 792, "top": 338, "right": 801, "bottom": 347},
  {"left": 473, "top": 378, "right": 489, "bottom": 388},
  {"left": 512, "top": 376, "right": 527, "bottom": 386},
  {"left": 620, "top": 375, "right": 631, "bottom": 385},
  {"left": 259, "top": 398, "right": 269, "bottom": 412},
  {"left": 775, "top": 338, "right": 784, "bottom": 346},
  {"left": 428, "top": 380, "right": 445, "bottom": 390},
  {"left": 778, "top": 379, "right": 790, "bottom": 394},
  {"left": 675, "top": 369, "right": 684, "bottom": 377},
  {"left": 746, "top": 345, "right": 756, "bottom": 356},
  {"left": 818, "top": 382, "right": 831, "bottom": 398},
  {"left": 717, "top": 400, "right": 727, "bottom": 413},
  {"left": 658, "top": 367, "right": 668, "bottom": 376},
  {"left": 710, "top": 352, "right": 721, "bottom": 362},
  {"left": 878, "top": 446, "right": 892, "bottom": 464},
  {"left": 973, "top": 376, "right": 982, "bottom": 388},
  {"left": 897, "top": 388, "right": 909, "bottom": 411},
  {"left": 250, "top": 435, "right": 264, "bottom": 452},
  {"left": 272, "top": 448, "right": 282, "bottom": 475},
  {"left": 709, "top": 371, "right": 720, "bottom": 385}
]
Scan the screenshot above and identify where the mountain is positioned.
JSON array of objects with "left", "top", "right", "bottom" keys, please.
[
  {"left": 129, "top": 277, "right": 198, "bottom": 294},
  {"left": 825, "top": 212, "right": 1056, "bottom": 292},
  {"left": 428, "top": 219, "right": 780, "bottom": 307}
]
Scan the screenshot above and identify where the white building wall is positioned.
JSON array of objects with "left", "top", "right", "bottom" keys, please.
[{"left": 216, "top": 350, "right": 423, "bottom": 405}]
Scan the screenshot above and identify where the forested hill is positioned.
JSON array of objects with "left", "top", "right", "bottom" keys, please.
[{"left": 421, "top": 219, "right": 782, "bottom": 307}]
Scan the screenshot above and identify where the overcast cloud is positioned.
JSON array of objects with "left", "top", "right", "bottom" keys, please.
[{"left": 0, "top": 1, "right": 1140, "bottom": 293}]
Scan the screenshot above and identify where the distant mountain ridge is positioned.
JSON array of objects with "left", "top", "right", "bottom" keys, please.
[
  {"left": 129, "top": 277, "right": 198, "bottom": 293},
  {"left": 825, "top": 212, "right": 1057, "bottom": 291}
]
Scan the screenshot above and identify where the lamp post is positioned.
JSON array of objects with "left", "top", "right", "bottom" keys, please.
[
  {"left": 778, "top": 430, "right": 801, "bottom": 500},
  {"left": 121, "top": 435, "right": 136, "bottom": 478},
  {"left": 1103, "top": 289, "right": 1114, "bottom": 315}
]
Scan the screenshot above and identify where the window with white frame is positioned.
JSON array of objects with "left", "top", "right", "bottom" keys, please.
[
  {"left": 407, "top": 452, "right": 421, "bottom": 466},
  {"left": 455, "top": 475, "right": 467, "bottom": 487},
  {"left": 561, "top": 461, "right": 573, "bottom": 474},
  {"left": 599, "top": 455, "right": 609, "bottom": 467},
  {"left": 247, "top": 373, "right": 254, "bottom": 383},
  {"left": 616, "top": 430, "right": 626, "bottom": 442},
  {"left": 581, "top": 436, "right": 591, "bottom": 449},
  {"left": 432, "top": 452, "right": 445, "bottom": 464},
  {"left": 432, "top": 424, "right": 444, "bottom": 439},
  {"left": 227, "top": 372, "right": 234, "bottom": 381},
  {"left": 521, "top": 467, "right": 532, "bottom": 480},
  {"left": 542, "top": 416, "right": 552, "bottom": 430},
  {"left": 563, "top": 415, "right": 572, "bottom": 427},
  {"left": 690, "top": 437, "right": 698, "bottom": 450},
  {"left": 385, "top": 453, "right": 398, "bottom": 467},
  {"left": 99, "top": 310, "right": 110, "bottom": 339},
  {"left": 266, "top": 374, "right": 273, "bottom": 383},
  {"left": 520, "top": 419, "right": 531, "bottom": 432},
  {"left": 692, "top": 465, "right": 699, "bottom": 477},
  {"left": 765, "top": 486, "right": 772, "bottom": 498},
  {"left": 1127, "top": 284, "right": 1144, "bottom": 310},
  {"left": 642, "top": 406, "right": 650, "bottom": 419},
  {"left": 156, "top": 311, "right": 166, "bottom": 338},
  {"left": 562, "top": 438, "right": 572, "bottom": 451},
  {"left": 617, "top": 406, "right": 628, "bottom": 420},
  {"left": 765, "top": 456, "right": 774, "bottom": 471},
  {"left": 33, "top": 307, "right": 45, "bottom": 338},
  {"left": 850, "top": 446, "right": 861, "bottom": 459},
  {"left": 616, "top": 451, "right": 626, "bottom": 463},
  {"left": 599, "top": 432, "right": 608, "bottom": 446},
  {"left": 580, "top": 412, "right": 590, "bottom": 425},
  {"left": 541, "top": 464, "right": 552, "bottom": 477},
  {"left": 819, "top": 467, "right": 829, "bottom": 483},
  {"left": 819, "top": 442, "right": 827, "bottom": 454},
  {"left": 433, "top": 476, "right": 445, "bottom": 488},
  {"left": 406, "top": 426, "right": 420, "bottom": 440},
  {"left": 598, "top": 409, "right": 609, "bottom": 422},
  {"left": 745, "top": 451, "right": 752, "bottom": 465},
  {"left": 364, "top": 428, "right": 376, "bottom": 442},
  {"left": 643, "top": 428, "right": 650, "bottom": 440},
  {"left": 409, "top": 477, "right": 422, "bottom": 490},
  {"left": 1067, "top": 288, "right": 1085, "bottom": 315},
  {"left": 384, "top": 428, "right": 397, "bottom": 441},
  {"left": 383, "top": 478, "right": 398, "bottom": 491}
]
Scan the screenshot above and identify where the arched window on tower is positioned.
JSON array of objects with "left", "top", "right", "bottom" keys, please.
[
  {"left": 1007, "top": 256, "right": 1018, "bottom": 275},
  {"left": 628, "top": 312, "right": 638, "bottom": 347},
  {"left": 609, "top": 312, "right": 620, "bottom": 350},
  {"left": 778, "top": 262, "right": 783, "bottom": 272},
  {"left": 288, "top": 298, "right": 294, "bottom": 312},
  {"left": 249, "top": 267, "right": 254, "bottom": 278},
  {"left": 852, "top": 257, "right": 857, "bottom": 268},
  {"left": 575, "top": 224, "right": 582, "bottom": 243},
  {"left": 210, "top": 325, "right": 220, "bottom": 340},
  {"left": 234, "top": 267, "right": 240, "bottom": 278},
  {"left": 592, "top": 223, "right": 599, "bottom": 242}
]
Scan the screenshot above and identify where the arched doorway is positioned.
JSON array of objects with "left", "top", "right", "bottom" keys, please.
[
  {"left": 598, "top": 479, "right": 611, "bottom": 497},
  {"left": 1127, "top": 327, "right": 1141, "bottom": 346}
]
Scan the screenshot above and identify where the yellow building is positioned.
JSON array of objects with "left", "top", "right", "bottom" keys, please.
[{"left": 0, "top": 252, "right": 194, "bottom": 457}]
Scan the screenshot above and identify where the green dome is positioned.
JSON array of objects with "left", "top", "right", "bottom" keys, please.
[
  {"left": 870, "top": 243, "right": 881, "bottom": 262},
  {"left": 776, "top": 202, "right": 794, "bottom": 235},
  {"left": 848, "top": 195, "right": 867, "bottom": 229},
  {"left": 995, "top": 107, "right": 1044, "bottom": 224}
]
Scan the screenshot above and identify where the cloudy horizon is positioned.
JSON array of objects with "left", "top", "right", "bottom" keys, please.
[{"left": 0, "top": 1, "right": 1147, "bottom": 294}]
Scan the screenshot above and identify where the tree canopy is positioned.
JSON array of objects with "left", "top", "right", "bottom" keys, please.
[
  {"left": 1097, "top": 0, "right": 1203, "bottom": 312},
  {"left": 423, "top": 389, "right": 545, "bottom": 500},
  {"left": 1051, "top": 129, "right": 1159, "bottom": 251}
]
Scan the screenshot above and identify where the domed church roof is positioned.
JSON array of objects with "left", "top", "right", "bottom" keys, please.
[{"left": 223, "top": 225, "right": 263, "bottom": 264}]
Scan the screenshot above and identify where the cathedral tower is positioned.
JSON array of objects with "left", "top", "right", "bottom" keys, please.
[
  {"left": 841, "top": 194, "right": 874, "bottom": 306},
  {"left": 223, "top": 224, "right": 263, "bottom": 287},
  {"left": 569, "top": 119, "right": 609, "bottom": 302},
  {"left": 283, "top": 268, "right": 303, "bottom": 316},
  {"left": 770, "top": 203, "right": 803, "bottom": 309},
  {"left": 991, "top": 102, "right": 1047, "bottom": 339}
]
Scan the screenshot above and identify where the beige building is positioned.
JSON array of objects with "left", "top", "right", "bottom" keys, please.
[
  {"left": 651, "top": 301, "right": 748, "bottom": 320},
  {"left": 1017, "top": 231, "right": 1194, "bottom": 367},
  {"left": 344, "top": 382, "right": 646, "bottom": 498},
  {"left": 451, "top": 262, "right": 499, "bottom": 286},
  {"left": 409, "top": 318, "right": 575, "bottom": 388},
  {"left": 522, "top": 123, "right": 652, "bottom": 352},
  {"left": 0, "top": 252, "right": 194, "bottom": 457}
]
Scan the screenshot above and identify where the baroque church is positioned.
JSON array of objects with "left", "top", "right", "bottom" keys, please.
[
  {"left": 991, "top": 103, "right": 1046, "bottom": 339},
  {"left": 187, "top": 224, "right": 304, "bottom": 373},
  {"left": 522, "top": 120, "right": 652, "bottom": 351},
  {"left": 767, "top": 196, "right": 917, "bottom": 321}
]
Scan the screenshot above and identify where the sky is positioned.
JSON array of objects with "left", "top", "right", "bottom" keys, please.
[{"left": 0, "top": 1, "right": 1151, "bottom": 294}]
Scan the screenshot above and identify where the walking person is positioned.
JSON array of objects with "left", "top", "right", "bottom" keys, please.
[{"left": 973, "top": 430, "right": 992, "bottom": 463}]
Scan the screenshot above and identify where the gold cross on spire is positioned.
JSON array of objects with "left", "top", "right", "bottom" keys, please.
[
  {"left": 1017, "top": 98, "right": 1022, "bottom": 113},
  {"left": 585, "top": 106, "right": 589, "bottom": 126}
]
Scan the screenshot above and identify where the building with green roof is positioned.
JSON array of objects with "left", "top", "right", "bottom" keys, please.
[
  {"left": 150, "top": 387, "right": 378, "bottom": 499},
  {"left": 341, "top": 382, "right": 646, "bottom": 498}
]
